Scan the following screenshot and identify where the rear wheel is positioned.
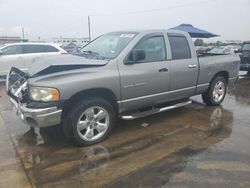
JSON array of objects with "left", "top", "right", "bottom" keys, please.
[
  {"left": 63, "top": 97, "right": 115, "bottom": 146},
  {"left": 202, "top": 76, "right": 227, "bottom": 106}
]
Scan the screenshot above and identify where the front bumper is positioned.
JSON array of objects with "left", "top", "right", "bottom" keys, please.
[{"left": 10, "top": 98, "right": 62, "bottom": 128}]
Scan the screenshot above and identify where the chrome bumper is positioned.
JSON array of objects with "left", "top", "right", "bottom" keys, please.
[{"left": 10, "top": 98, "right": 62, "bottom": 128}]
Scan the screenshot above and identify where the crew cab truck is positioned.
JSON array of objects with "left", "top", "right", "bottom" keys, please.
[{"left": 6, "top": 30, "right": 240, "bottom": 146}]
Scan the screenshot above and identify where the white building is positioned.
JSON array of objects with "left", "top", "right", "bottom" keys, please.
[
  {"left": 52, "top": 37, "right": 90, "bottom": 47},
  {"left": 0, "top": 36, "right": 28, "bottom": 46}
]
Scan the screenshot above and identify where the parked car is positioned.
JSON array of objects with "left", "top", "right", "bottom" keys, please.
[
  {"left": 239, "top": 41, "right": 250, "bottom": 74},
  {"left": 0, "top": 43, "right": 67, "bottom": 76},
  {"left": 207, "top": 45, "right": 237, "bottom": 55},
  {"left": 61, "top": 42, "right": 78, "bottom": 53},
  {"left": 6, "top": 30, "right": 240, "bottom": 146},
  {"left": 195, "top": 46, "right": 209, "bottom": 56}
]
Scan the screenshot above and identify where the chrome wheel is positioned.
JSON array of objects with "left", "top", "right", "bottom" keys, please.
[
  {"left": 77, "top": 106, "right": 110, "bottom": 141},
  {"left": 213, "top": 81, "right": 225, "bottom": 103}
]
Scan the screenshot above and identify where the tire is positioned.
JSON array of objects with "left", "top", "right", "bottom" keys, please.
[
  {"left": 202, "top": 76, "right": 227, "bottom": 106},
  {"left": 63, "top": 97, "right": 115, "bottom": 146}
]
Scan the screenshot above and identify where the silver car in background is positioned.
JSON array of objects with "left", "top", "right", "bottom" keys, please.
[{"left": 0, "top": 43, "right": 67, "bottom": 76}]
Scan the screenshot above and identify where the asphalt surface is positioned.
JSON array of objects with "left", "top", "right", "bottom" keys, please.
[{"left": 0, "top": 73, "right": 250, "bottom": 188}]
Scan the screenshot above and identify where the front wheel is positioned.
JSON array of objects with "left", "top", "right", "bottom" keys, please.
[
  {"left": 63, "top": 97, "right": 115, "bottom": 146},
  {"left": 202, "top": 76, "right": 227, "bottom": 106}
]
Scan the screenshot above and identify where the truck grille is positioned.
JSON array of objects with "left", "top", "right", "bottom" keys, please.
[{"left": 7, "top": 67, "right": 29, "bottom": 103}]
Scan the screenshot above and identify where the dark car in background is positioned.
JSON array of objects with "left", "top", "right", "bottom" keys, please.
[
  {"left": 239, "top": 41, "right": 250, "bottom": 74},
  {"left": 61, "top": 42, "right": 83, "bottom": 53}
]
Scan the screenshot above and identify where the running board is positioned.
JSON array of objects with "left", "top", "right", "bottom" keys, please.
[{"left": 120, "top": 100, "right": 192, "bottom": 120}]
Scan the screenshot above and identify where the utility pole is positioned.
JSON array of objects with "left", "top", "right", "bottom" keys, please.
[
  {"left": 22, "top": 27, "right": 25, "bottom": 39},
  {"left": 88, "top": 15, "right": 91, "bottom": 42}
]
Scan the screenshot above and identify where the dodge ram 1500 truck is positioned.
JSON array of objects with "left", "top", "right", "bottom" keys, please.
[{"left": 6, "top": 30, "right": 240, "bottom": 146}]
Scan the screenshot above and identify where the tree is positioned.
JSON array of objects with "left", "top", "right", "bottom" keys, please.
[
  {"left": 216, "top": 41, "right": 222, "bottom": 46},
  {"left": 194, "top": 39, "right": 204, "bottom": 46}
]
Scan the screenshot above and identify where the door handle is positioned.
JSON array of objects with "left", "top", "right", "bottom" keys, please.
[
  {"left": 159, "top": 68, "right": 168, "bottom": 72},
  {"left": 188, "top": 64, "right": 197, "bottom": 68}
]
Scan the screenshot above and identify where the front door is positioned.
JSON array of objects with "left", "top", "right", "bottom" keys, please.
[{"left": 118, "top": 34, "right": 170, "bottom": 112}]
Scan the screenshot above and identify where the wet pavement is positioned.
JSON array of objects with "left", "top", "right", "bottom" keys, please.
[{"left": 0, "top": 73, "right": 250, "bottom": 188}]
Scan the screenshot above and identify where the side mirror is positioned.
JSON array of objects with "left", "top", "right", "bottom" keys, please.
[
  {"left": 125, "top": 49, "right": 146, "bottom": 64},
  {"left": 0, "top": 51, "right": 3, "bottom": 56}
]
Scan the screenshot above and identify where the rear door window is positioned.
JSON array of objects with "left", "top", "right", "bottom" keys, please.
[
  {"left": 168, "top": 35, "right": 191, "bottom": 60},
  {"left": 22, "top": 45, "right": 59, "bottom": 54}
]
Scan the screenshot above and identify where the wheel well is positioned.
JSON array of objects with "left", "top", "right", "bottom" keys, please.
[
  {"left": 62, "top": 88, "right": 118, "bottom": 117},
  {"left": 212, "top": 71, "right": 229, "bottom": 83}
]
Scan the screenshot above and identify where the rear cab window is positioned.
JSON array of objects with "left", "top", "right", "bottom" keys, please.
[{"left": 168, "top": 34, "right": 191, "bottom": 60}]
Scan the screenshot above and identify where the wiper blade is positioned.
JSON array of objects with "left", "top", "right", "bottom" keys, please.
[
  {"left": 81, "top": 50, "right": 107, "bottom": 60},
  {"left": 82, "top": 50, "right": 99, "bottom": 55}
]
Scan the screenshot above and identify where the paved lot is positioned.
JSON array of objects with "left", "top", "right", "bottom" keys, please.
[{"left": 0, "top": 73, "right": 250, "bottom": 188}]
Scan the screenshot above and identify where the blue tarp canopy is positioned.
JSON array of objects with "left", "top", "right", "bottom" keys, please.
[{"left": 171, "top": 24, "right": 219, "bottom": 38}]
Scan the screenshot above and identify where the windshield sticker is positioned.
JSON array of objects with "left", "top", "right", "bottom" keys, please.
[{"left": 120, "top": 34, "right": 135, "bottom": 38}]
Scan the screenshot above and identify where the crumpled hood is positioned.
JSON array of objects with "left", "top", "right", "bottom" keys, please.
[{"left": 28, "top": 54, "right": 109, "bottom": 77}]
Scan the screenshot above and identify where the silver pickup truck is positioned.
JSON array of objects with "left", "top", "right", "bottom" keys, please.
[{"left": 6, "top": 29, "right": 240, "bottom": 146}]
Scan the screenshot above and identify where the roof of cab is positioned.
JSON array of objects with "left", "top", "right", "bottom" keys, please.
[{"left": 107, "top": 29, "right": 189, "bottom": 36}]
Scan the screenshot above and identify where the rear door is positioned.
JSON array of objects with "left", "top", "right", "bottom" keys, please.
[
  {"left": 167, "top": 33, "right": 199, "bottom": 100},
  {"left": 118, "top": 33, "right": 170, "bottom": 111}
]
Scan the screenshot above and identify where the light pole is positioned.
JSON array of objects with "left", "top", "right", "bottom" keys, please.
[
  {"left": 88, "top": 15, "right": 91, "bottom": 42},
  {"left": 22, "top": 27, "right": 25, "bottom": 39}
]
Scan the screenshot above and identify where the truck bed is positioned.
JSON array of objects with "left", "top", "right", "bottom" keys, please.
[{"left": 197, "top": 54, "right": 240, "bottom": 86}]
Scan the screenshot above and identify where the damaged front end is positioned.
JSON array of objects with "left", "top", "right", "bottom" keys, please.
[
  {"left": 6, "top": 67, "right": 62, "bottom": 128},
  {"left": 6, "top": 67, "right": 29, "bottom": 104}
]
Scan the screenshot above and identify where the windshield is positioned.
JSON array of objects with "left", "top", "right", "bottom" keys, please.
[
  {"left": 79, "top": 32, "right": 137, "bottom": 59},
  {"left": 242, "top": 43, "right": 250, "bottom": 51}
]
